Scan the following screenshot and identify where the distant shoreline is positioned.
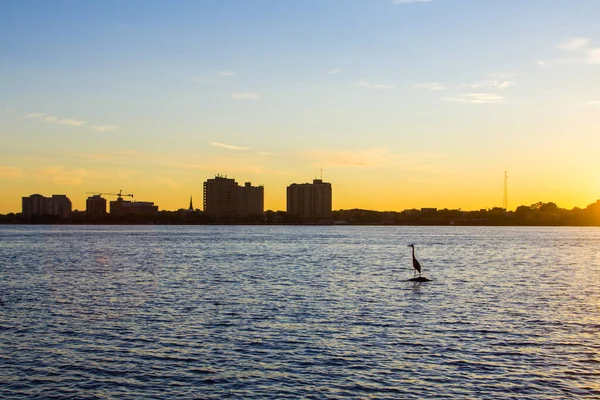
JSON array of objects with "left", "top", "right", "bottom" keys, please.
[
  {"left": 2, "top": 200, "right": 599, "bottom": 226},
  {"left": 1, "top": 222, "right": 599, "bottom": 227}
]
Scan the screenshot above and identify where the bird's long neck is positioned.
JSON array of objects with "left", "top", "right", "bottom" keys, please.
[{"left": 411, "top": 247, "right": 415, "bottom": 259}]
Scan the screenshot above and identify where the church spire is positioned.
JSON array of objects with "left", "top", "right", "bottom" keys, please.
[{"left": 189, "top": 195, "right": 193, "bottom": 211}]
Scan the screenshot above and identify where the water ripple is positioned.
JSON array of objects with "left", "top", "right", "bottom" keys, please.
[{"left": 1, "top": 225, "right": 599, "bottom": 399}]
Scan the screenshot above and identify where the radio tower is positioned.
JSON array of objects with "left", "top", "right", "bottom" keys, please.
[{"left": 503, "top": 170, "right": 508, "bottom": 210}]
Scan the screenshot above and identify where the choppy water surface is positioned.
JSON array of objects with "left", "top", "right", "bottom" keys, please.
[{"left": 1, "top": 225, "right": 599, "bottom": 399}]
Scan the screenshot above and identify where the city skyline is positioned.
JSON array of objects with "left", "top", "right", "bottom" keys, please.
[
  {"left": 11, "top": 176, "right": 600, "bottom": 215},
  {"left": 2, "top": 1, "right": 600, "bottom": 214}
]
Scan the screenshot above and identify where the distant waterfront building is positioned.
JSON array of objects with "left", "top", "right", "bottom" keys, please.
[
  {"left": 203, "top": 176, "right": 239, "bottom": 216},
  {"left": 203, "top": 175, "right": 264, "bottom": 217},
  {"left": 22, "top": 194, "right": 72, "bottom": 220},
  {"left": 239, "top": 182, "right": 264, "bottom": 216},
  {"left": 286, "top": 179, "right": 332, "bottom": 220},
  {"left": 49, "top": 195, "right": 71, "bottom": 218},
  {"left": 86, "top": 195, "right": 107, "bottom": 217},
  {"left": 22, "top": 194, "right": 46, "bottom": 219},
  {"left": 109, "top": 198, "right": 158, "bottom": 216}
]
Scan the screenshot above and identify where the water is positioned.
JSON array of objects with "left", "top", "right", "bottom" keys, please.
[{"left": 1, "top": 225, "right": 599, "bottom": 399}]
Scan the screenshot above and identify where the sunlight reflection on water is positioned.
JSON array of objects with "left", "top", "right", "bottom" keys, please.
[{"left": 1, "top": 225, "right": 599, "bottom": 399}]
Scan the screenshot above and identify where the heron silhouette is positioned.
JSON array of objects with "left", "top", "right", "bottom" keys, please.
[{"left": 408, "top": 244, "right": 421, "bottom": 279}]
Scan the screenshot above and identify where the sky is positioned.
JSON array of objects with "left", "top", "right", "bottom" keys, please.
[{"left": 1, "top": 0, "right": 599, "bottom": 213}]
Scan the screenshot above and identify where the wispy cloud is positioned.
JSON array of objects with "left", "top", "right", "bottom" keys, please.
[
  {"left": 209, "top": 142, "right": 250, "bottom": 151},
  {"left": 496, "top": 81, "right": 515, "bottom": 89},
  {"left": 415, "top": 74, "right": 513, "bottom": 94},
  {"left": 468, "top": 80, "right": 515, "bottom": 89},
  {"left": 540, "top": 37, "right": 600, "bottom": 65},
  {"left": 558, "top": 37, "right": 589, "bottom": 51},
  {"left": 57, "top": 118, "right": 85, "bottom": 126},
  {"left": 25, "top": 112, "right": 85, "bottom": 126},
  {"left": 590, "top": 101, "right": 600, "bottom": 108},
  {"left": 23, "top": 111, "right": 119, "bottom": 130},
  {"left": 194, "top": 71, "right": 237, "bottom": 85},
  {"left": 92, "top": 125, "right": 119, "bottom": 131},
  {"left": 465, "top": 73, "right": 516, "bottom": 90},
  {"left": 231, "top": 92, "right": 260, "bottom": 99},
  {"left": 53, "top": 150, "right": 279, "bottom": 182},
  {"left": 536, "top": 57, "right": 581, "bottom": 66},
  {"left": 413, "top": 82, "right": 446, "bottom": 91},
  {"left": 443, "top": 93, "right": 504, "bottom": 104},
  {"left": 0, "top": 166, "right": 24, "bottom": 178},
  {"left": 588, "top": 48, "right": 600, "bottom": 64},
  {"left": 353, "top": 80, "right": 395, "bottom": 90},
  {"left": 4, "top": 108, "right": 16, "bottom": 114},
  {"left": 392, "top": 0, "right": 432, "bottom": 4},
  {"left": 35, "top": 166, "right": 89, "bottom": 186},
  {"left": 489, "top": 72, "right": 516, "bottom": 80},
  {"left": 328, "top": 68, "right": 341, "bottom": 74}
]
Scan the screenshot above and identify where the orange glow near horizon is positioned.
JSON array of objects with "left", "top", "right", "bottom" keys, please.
[{"left": 1, "top": 167, "right": 598, "bottom": 214}]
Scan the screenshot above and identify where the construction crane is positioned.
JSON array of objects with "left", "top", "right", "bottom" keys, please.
[{"left": 86, "top": 189, "right": 134, "bottom": 200}]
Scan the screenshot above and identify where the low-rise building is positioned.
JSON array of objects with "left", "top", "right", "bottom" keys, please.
[{"left": 109, "top": 198, "right": 158, "bottom": 215}]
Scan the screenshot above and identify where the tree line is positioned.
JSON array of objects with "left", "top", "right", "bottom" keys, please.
[{"left": 333, "top": 200, "right": 600, "bottom": 226}]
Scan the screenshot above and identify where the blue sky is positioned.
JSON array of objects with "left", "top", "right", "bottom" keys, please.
[{"left": 1, "top": 0, "right": 600, "bottom": 212}]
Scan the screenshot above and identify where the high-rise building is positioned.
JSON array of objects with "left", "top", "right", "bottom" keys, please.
[
  {"left": 286, "top": 179, "right": 332, "bottom": 220},
  {"left": 203, "top": 175, "right": 264, "bottom": 217},
  {"left": 22, "top": 194, "right": 72, "bottom": 220},
  {"left": 86, "top": 195, "right": 107, "bottom": 217},
  {"left": 22, "top": 194, "right": 46, "bottom": 219},
  {"left": 203, "top": 176, "right": 239, "bottom": 216},
  {"left": 239, "top": 182, "right": 264, "bottom": 216},
  {"left": 50, "top": 195, "right": 72, "bottom": 219}
]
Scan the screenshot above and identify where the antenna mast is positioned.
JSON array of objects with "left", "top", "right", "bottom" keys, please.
[{"left": 503, "top": 170, "right": 508, "bottom": 210}]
